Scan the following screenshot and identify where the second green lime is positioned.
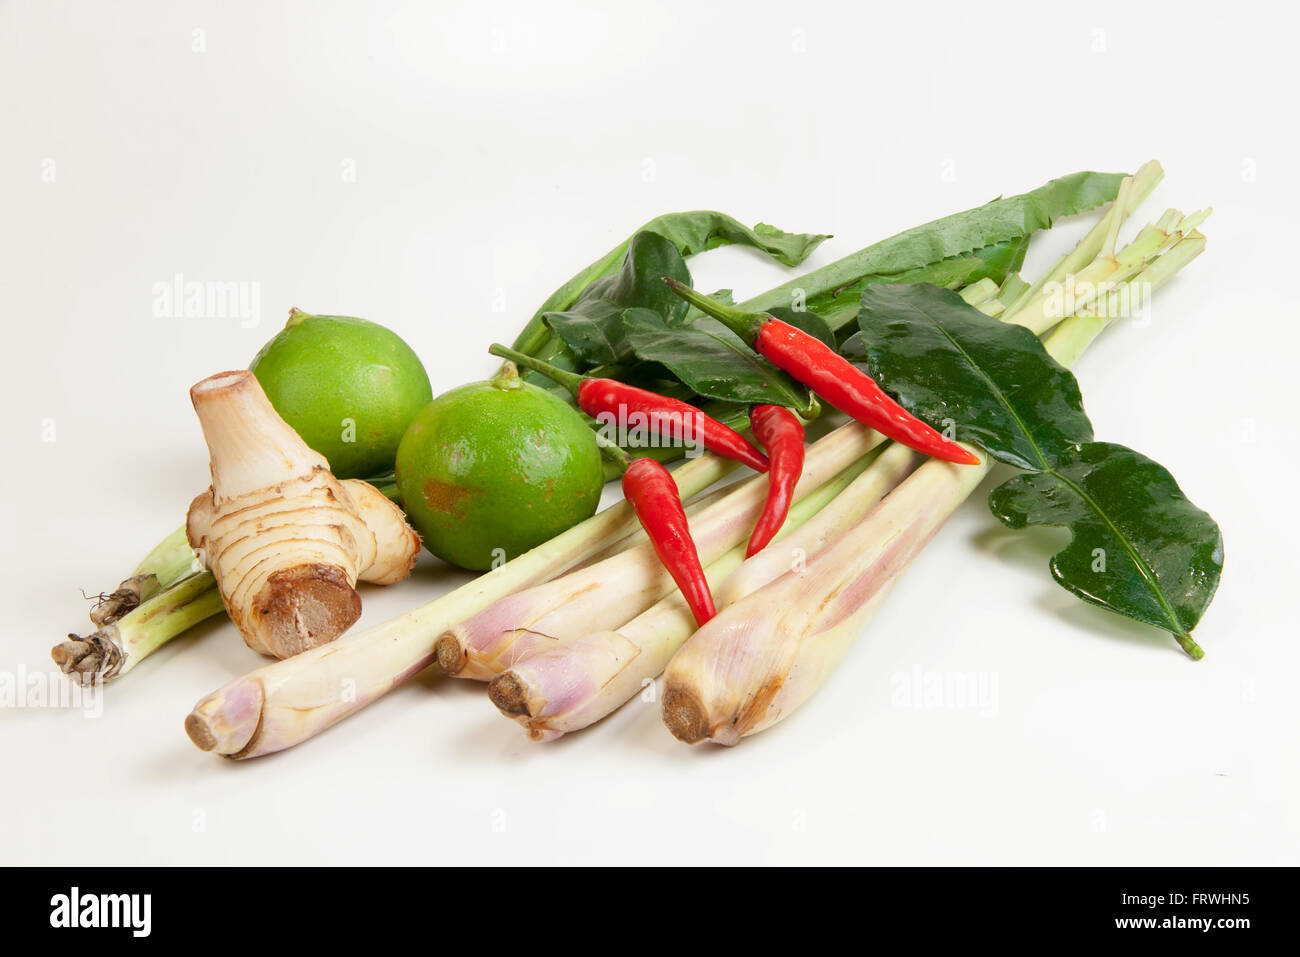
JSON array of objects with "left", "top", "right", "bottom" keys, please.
[{"left": 396, "top": 363, "right": 604, "bottom": 570}]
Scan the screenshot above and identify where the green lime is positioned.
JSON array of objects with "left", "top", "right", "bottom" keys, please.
[
  {"left": 395, "top": 363, "right": 603, "bottom": 571},
  {"left": 250, "top": 309, "right": 433, "bottom": 479}
]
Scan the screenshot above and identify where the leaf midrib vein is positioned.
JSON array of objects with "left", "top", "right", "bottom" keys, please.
[
  {"left": 1046, "top": 463, "right": 1187, "bottom": 637},
  {"left": 926, "top": 317, "right": 1050, "bottom": 472}
]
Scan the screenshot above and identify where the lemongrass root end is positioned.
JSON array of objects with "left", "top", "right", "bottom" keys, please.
[
  {"left": 661, "top": 685, "right": 711, "bottom": 744},
  {"left": 435, "top": 634, "right": 468, "bottom": 675},
  {"left": 185, "top": 680, "right": 263, "bottom": 756},
  {"left": 52, "top": 631, "right": 121, "bottom": 682},
  {"left": 89, "top": 575, "right": 155, "bottom": 627},
  {"left": 184, "top": 713, "right": 218, "bottom": 751},
  {"left": 487, "top": 672, "right": 531, "bottom": 716}
]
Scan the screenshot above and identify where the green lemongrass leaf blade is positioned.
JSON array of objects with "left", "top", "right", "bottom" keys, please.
[
  {"left": 646, "top": 214, "right": 831, "bottom": 267},
  {"left": 975, "top": 233, "right": 1031, "bottom": 281},
  {"left": 856, "top": 283, "right": 1094, "bottom": 470},
  {"left": 801, "top": 237, "right": 1033, "bottom": 335},
  {"left": 623, "top": 311, "right": 813, "bottom": 412},
  {"left": 857, "top": 171, "right": 1126, "bottom": 274},
  {"left": 741, "top": 171, "right": 1126, "bottom": 326},
  {"left": 989, "top": 442, "right": 1223, "bottom": 655}
]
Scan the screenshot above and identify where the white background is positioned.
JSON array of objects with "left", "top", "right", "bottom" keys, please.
[{"left": 2, "top": 0, "right": 1297, "bottom": 865}]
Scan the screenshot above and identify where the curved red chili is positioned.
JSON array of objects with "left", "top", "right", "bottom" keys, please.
[
  {"left": 746, "top": 404, "right": 805, "bottom": 557},
  {"left": 621, "top": 457, "right": 716, "bottom": 627},
  {"left": 663, "top": 279, "right": 981, "bottom": 467},
  {"left": 756, "top": 320, "right": 978, "bottom": 465},
  {"left": 487, "top": 343, "right": 769, "bottom": 473},
  {"left": 576, "top": 378, "right": 768, "bottom": 473}
]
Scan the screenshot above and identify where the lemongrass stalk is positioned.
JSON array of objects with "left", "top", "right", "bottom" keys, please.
[
  {"left": 715, "top": 441, "right": 921, "bottom": 608},
  {"left": 486, "top": 456, "right": 885, "bottom": 739},
  {"left": 1002, "top": 162, "right": 1162, "bottom": 319},
  {"left": 89, "top": 526, "right": 201, "bottom": 626},
  {"left": 184, "top": 450, "right": 738, "bottom": 758},
  {"left": 662, "top": 453, "right": 987, "bottom": 745},
  {"left": 1005, "top": 161, "right": 1171, "bottom": 334},
  {"left": 1005, "top": 209, "right": 1206, "bottom": 335},
  {"left": 435, "top": 421, "right": 887, "bottom": 681},
  {"left": 957, "top": 278, "right": 1007, "bottom": 318},
  {"left": 55, "top": 572, "right": 223, "bottom": 682},
  {"left": 489, "top": 441, "right": 917, "bottom": 740},
  {"left": 1027, "top": 212, "right": 1205, "bottom": 326},
  {"left": 952, "top": 278, "right": 1007, "bottom": 319},
  {"left": 996, "top": 273, "right": 1030, "bottom": 311},
  {"left": 577, "top": 481, "right": 741, "bottom": 569},
  {"left": 1036, "top": 230, "right": 1206, "bottom": 380},
  {"left": 662, "top": 214, "right": 1206, "bottom": 745},
  {"left": 957, "top": 277, "right": 1001, "bottom": 310}
]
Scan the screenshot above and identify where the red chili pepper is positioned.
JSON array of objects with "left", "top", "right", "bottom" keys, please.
[
  {"left": 746, "top": 404, "right": 805, "bottom": 557},
  {"left": 621, "top": 457, "right": 715, "bottom": 627},
  {"left": 488, "top": 343, "right": 769, "bottom": 473},
  {"left": 664, "top": 280, "right": 981, "bottom": 467},
  {"left": 575, "top": 378, "right": 768, "bottom": 473}
]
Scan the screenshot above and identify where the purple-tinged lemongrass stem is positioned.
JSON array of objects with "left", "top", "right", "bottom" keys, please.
[
  {"left": 715, "top": 441, "right": 920, "bottom": 609},
  {"left": 437, "top": 420, "right": 886, "bottom": 680},
  {"left": 661, "top": 450, "right": 987, "bottom": 745},
  {"left": 184, "top": 450, "right": 738, "bottom": 758},
  {"left": 489, "top": 441, "right": 917, "bottom": 740}
]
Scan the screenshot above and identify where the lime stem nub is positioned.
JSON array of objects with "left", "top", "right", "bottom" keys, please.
[
  {"left": 488, "top": 343, "right": 586, "bottom": 397},
  {"left": 491, "top": 360, "right": 523, "bottom": 391}
]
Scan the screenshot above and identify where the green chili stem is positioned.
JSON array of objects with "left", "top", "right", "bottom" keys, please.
[
  {"left": 662, "top": 278, "right": 764, "bottom": 341},
  {"left": 593, "top": 432, "right": 634, "bottom": 471}
]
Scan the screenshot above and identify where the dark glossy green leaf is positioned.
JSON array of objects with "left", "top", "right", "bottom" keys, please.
[
  {"left": 623, "top": 310, "right": 814, "bottom": 413},
  {"left": 767, "top": 307, "right": 835, "bottom": 347},
  {"left": 595, "top": 231, "right": 693, "bottom": 321},
  {"left": 989, "top": 442, "right": 1223, "bottom": 655},
  {"left": 542, "top": 232, "right": 691, "bottom": 365},
  {"left": 511, "top": 213, "right": 830, "bottom": 356},
  {"left": 741, "top": 171, "right": 1125, "bottom": 331},
  {"left": 856, "top": 283, "right": 1094, "bottom": 470},
  {"left": 541, "top": 300, "right": 633, "bottom": 366}
]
